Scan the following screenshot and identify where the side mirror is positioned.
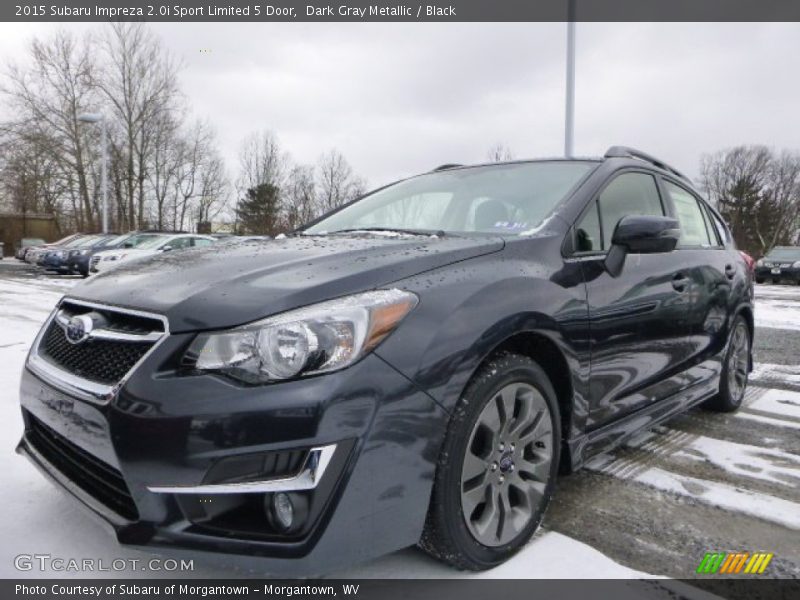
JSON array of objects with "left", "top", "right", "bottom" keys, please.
[
  {"left": 160, "top": 245, "right": 172, "bottom": 252},
  {"left": 605, "top": 215, "right": 680, "bottom": 277},
  {"left": 123, "top": 242, "right": 134, "bottom": 248}
]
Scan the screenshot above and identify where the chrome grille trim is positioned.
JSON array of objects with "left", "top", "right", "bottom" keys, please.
[{"left": 28, "top": 298, "right": 170, "bottom": 406}]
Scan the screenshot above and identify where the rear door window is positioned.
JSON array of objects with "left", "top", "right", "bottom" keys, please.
[{"left": 665, "top": 182, "right": 713, "bottom": 248}]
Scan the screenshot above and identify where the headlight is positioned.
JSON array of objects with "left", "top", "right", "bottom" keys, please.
[
  {"left": 756, "top": 259, "right": 764, "bottom": 267},
  {"left": 793, "top": 261, "right": 800, "bottom": 269},
  {"left": 184, "top": 289, "right": 418, "bottom": 383}
]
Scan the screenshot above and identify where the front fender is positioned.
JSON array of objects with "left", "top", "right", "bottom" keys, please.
[{"left": 376, "top": 241, "right": 590, "bottom": 432}]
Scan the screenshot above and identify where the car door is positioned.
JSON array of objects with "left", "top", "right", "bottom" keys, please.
[
  {"left": 574, "top": 170, "right": 696, "bottom": 429},
  {"left": 661, "top": 179, "right": 734, "bottom": 381}
]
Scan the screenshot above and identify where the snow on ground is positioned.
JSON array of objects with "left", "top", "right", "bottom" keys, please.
[
  {"left": 750, "top": 362, "right": 800, "bottom": 385},
  {"left": 754, "top": 284, "right": 800, "bottom": 331},
  {"left": 747, "top": 388, "right": 800, "bottom": 420},
  {"left": 628, "top": 426, "right": 800, "bottom": 488},
  {"left": 335, "top": 531, "right": 656, "bottom": 579}
]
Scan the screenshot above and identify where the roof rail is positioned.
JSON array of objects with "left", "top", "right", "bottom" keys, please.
[
  {"left": 432, "top": 163, "right": 462, "bottom": 172},
  {"left": 604, "top": 146, "right": 689, "bottom": 182}
]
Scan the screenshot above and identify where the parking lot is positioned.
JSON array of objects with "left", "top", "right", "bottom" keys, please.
[{"left": 0, "top": 260, "right": 798, "bottom": 582}]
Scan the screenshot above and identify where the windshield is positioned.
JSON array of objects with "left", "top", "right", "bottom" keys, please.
[
  {"left": 767, "top": 247, "right": 800, "bottom": 261},
  {"left": 22, "top": 238, "right": 45, "bottom": 247},
  {"left": 304, "top": 161, "right": 595, "bottom": 236},
  {"left": 128, "top": 234, "right": 169, "bottom": 249}
]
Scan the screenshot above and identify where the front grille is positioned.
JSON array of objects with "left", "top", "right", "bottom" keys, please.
[
  {"left": 37, "top": 301, "right": 164, "bottom": 386},
  {"left": 26, "top": 413, "right": 138, "bottom": 520},
  {"left": 40, "top": 322, "right": 154, "bottom": 385}
]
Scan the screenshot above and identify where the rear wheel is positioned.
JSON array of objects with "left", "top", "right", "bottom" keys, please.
[
  {"left": 419, "top": 353, "right": 560, "bottom": 570},
  {"left": 704, "top": 316, "right": 750, "bottom": 412}
]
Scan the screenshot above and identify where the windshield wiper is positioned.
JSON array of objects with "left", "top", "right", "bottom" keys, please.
[{"left": 327, "top": 227, "right": 448, "bottom": 237}]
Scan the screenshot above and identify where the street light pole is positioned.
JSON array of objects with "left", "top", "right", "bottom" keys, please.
[
  {"left": 100, "top": 119, "right": 108, "bottom": 234},
  {"left": 564, "top": 0, "right": 576, "bottom": 158},
  {"left": 77, "top": 113, "right": 108, "bottom": 233}
]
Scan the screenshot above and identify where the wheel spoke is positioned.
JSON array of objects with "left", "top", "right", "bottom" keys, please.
[
  {"left": 461, "top": 478, "right": 489, "bottom": 519},
  {"left": 473, "top": 488, "right": 500, "bottom": 539},
  {"left": 516, "top": 455, "right": 551, "bottom": 482},
  {"left": 518, "top": 411, "right": 550, "bottom": 445},
  {"left": 497, "top": 385, "right": 518, "bottom": 434},
  {"left": 462, "top": 449, "right": 487, "bottom": 483}
]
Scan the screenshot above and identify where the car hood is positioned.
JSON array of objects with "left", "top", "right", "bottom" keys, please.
[{"left": 71, "top": 234, "right": 504, "bottom": 332}]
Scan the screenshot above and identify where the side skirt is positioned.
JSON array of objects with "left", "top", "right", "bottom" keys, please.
[{"left": 564, "top": 380, "right": 718, "bottom": 472}]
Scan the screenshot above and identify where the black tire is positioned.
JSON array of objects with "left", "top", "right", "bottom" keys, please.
[
  {"left": 704, "top": 315, "right": 751, "bottom": 412},
  {"left": 755, "top": 278, "right": 764, "bottom": 284},
  {"left": 419, "top": 352, "right": 561, "bottom": 570}
]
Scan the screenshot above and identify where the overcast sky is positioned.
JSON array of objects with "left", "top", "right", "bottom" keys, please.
[{"left": 0, "top": 22, "right": 798, "bottom": 188}]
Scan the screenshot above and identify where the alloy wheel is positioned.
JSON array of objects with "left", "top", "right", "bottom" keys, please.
[
  {"left": 460, "top": 382, "right": 553, "bottom": 547},
  {"left": 727, "top": 321, "right": 750, "bottom": 404}
]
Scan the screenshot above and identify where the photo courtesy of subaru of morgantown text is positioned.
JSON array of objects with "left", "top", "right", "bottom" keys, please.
[{"left": 1, "top": 2, "right": 800, "bottom": 592}]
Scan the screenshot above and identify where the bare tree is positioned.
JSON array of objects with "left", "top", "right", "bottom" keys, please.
[
  {"left": 195, "top": 151, "right": 229, "bottom": 229},
  {"left": 701, "top": 145, "right": 800, "bottom": 255},
  {"left": 487, "top": 143, "right": 514, "bottom": 162},
  {"left": 98, "top": 22, "right": 182, "bottom": 230},
  {"left": 284, "top": 164, "right": 317, "bottom": 230},
  {"left": 237, "top": 130, "right": 287, "bottom": 193},
  {"left": 316, "top": 149, "right": 366, "bottom": 215},
  {"left": 147, "top": 112, "right": 182, "bottom": 229},
  {"left": 2, "top": 30, "right": 100, "bottom": 230}
]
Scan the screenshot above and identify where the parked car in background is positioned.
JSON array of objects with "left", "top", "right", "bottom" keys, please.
[
  {"left": 91, "top": 233, "right": 217, "bottom": 273},
  {"left": 66, "top": 233, "right": 138, "bottom": 277},
  {"left": 17, "top": 147, "right": 753, "bottom": 573},
  {"left": 25, "top": 234, "right": 87, "bottom": 266},
  {"left": 40, "top": 235, "right": 111, "bottom": 274},
  {"left": 14, "top": 238, "right": 46, "bottom": 261},
  {"left": 754, "top": 246, "right": 800, "bottom": 284}
]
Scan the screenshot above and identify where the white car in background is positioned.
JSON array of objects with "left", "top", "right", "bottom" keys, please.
[{"left": 91, "top": 233, "right": 216, "bottom": 273}]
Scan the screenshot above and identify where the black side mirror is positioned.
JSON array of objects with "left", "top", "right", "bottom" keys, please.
[{"left": 605, "top": 215, "right": 680, "bottom": 277}]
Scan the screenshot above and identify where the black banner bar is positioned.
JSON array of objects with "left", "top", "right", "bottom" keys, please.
[
  {"left": 4, "top": 579, "right": 800, "bottom": 600},
  {"left": 4, "top": 0, "right": 800, "bottom": 23}
]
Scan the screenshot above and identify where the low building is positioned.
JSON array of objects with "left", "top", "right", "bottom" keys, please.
[{"left": 0, "top": 212, "right": 60, "bottom": 256}]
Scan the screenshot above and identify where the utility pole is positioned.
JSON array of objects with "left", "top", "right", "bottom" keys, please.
[{"left": 564, "top": 0, "right": 576, "bottom": 158}]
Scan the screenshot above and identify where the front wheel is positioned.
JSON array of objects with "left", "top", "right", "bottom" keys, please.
[
  {"left": 704, "top": 315, "right": 751, "bottom": 412},
  {"left": 419, "top": 353, "right": 560, "bottom": 570}
]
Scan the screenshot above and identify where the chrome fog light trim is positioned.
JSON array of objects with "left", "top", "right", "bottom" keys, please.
[{"left": 147, "top": 444, "right": 337, "bottom": 494}]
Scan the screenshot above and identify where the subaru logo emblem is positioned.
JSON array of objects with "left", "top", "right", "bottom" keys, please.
[{"left": 65, "top": 314, "right": 94, "bottom": 344}]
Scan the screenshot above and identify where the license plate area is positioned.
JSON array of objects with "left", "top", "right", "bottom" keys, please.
[{"left": 21, "top": 370, "right": 119, "bottom": 469}]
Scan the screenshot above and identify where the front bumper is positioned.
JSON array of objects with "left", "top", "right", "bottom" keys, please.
[
  {"left": 755, "top": 266, "right": 800, "bottom": 283},
  {"left": 18, "top": 344, "right": 447, "bottom": 574}
]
